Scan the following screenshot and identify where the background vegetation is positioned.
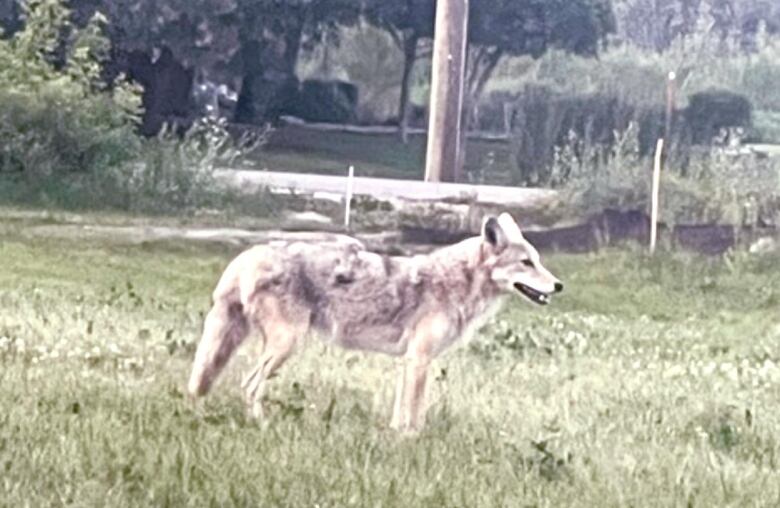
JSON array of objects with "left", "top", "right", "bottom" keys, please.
[{"left": 1, "top": 0, "right": 779, "bottom": 224}]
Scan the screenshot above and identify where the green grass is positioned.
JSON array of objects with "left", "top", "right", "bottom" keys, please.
[
  {"left": 253, "top": 125, "right": 515, "bottom": 184},
  {"left": 1, "top": 217, "right": 780, "bottom": 507}
]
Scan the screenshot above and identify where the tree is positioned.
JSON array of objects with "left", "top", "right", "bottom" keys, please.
[
  {"left": 231, "top": 0, "right": 361, "bottom": 124},
  {"left": 464, "top": 0, "right": 616, "bottom": 130},
  {"left": 364, "top": 0, "right": 434, "bottom": 143},
  {"left": 445, "top": 0, "right": 614, "bottom": 181},
  {"left": 366, "top": 0, "right": 614, "bottom": 146},
  {"left": 68, "top": 0, "right": 362, "bottom": 130},
  {"left": 613, "top": 0, "right": 780, "bottom": 52}
]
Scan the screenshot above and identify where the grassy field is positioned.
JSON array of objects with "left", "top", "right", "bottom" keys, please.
[
  {"left": 2, "top": 215, "right": 780, "bottom": 507},
  {"left": 252, "top": 125, "right": 515, "bottom": 184}
]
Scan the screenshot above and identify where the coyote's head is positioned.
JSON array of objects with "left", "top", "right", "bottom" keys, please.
[{"left": 482, "top": 213, "right": 563, "bottom": 305}]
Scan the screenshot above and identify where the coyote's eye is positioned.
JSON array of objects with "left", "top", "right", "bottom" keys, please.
[{"left": 521, "top": 259, "right": 534, "bottom": 267}]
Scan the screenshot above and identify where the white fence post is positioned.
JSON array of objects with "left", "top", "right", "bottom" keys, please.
[
  {"left": 650, "top": 139, "right": 664, "bottom": 254},
  {"left": 344, "top": 165, "right": 355, "bottom": 229}
]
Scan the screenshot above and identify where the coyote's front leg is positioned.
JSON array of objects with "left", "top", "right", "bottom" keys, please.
[
  {"left": 390, "top": 314, "right": 449, "bottom": 432},
  {"left": 391, "top": 358, "right": 431, "bottom": 432}
]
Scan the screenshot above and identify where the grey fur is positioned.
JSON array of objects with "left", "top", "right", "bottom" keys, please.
[{"left": 187, "top": 213, "right": 562, "bottom": 431}]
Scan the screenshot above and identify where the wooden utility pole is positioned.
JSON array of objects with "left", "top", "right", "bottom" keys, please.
[
  {"left": 424, "top": 0, "right": 469, "bottom": 182},
  {"left": 663, "top": 71, "right": 676, "bottom": 156},
  {"left": 650, "top": 71, "right": 675, "bottom": 254}
]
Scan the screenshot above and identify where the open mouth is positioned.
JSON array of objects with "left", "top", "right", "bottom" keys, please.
[{"left": 513, "top": 282, "right": 550, "bottom": 305}]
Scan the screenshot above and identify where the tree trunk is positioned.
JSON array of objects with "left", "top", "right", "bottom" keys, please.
[
  {"left": 283, "top": 24, "right": 303, "bottom": 76},
  {"left": 463, "top": 46, "right": 502, "bottom": 132},
  {"left": 234, "top": 38, "right": 263, "bottom": 124},
  {"left": 398, "top": 32, "right": 418, "bottom": 145},
  {"left": 455, "top": 47, "right": 502, "bottom": 182}
]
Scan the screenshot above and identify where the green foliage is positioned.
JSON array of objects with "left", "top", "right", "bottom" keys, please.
[
  {"left": 613, "top": 0, "right": 780, "bottom": 52},
  {"left": 0, "top": 0, "right": 272, "bottom": 214},
  {"left": 362, "top": 0, "right": 615, "bottom": 138},
  {"left": 553, "top": 122, "right": 648, "bottom": 210},
  {"left": 82, "top": 0, "right": 364, "bottom": 81},
  {"left": 0, "top": 0, "right": 142, "bottom": 179},
  {"left": 688, "top": 42, "right": 780, "bottom": 113},
  {"left": 482, "top": 37, "right": 780, "bottom": 138},
  {"left": 0, "top": 0, "right": 23, "bottom": 35},
  {"left": 485, "top": 34, "right": 780, "bottom": 222},
  {"left": 510, "top": 87, "right": 669, "bottom": 185},
  {"left": 363, "top": 0, "right": 434, "bottom": 39},
  {"left": 101, "top": 117, "right": 267, "bottom": 213},
  {"left": 686, "top": 89, "right": 752, "bottom": 144},
  {"left": 557, "top": 121, "right": 780, "bottom": 226},
  {"left": 469, "top": 0, "right": 615, "bottom": 58}
]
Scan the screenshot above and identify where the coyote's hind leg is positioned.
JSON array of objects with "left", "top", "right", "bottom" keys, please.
[{"left": 242, "top": 298, "right": 309, "bottom": 420}]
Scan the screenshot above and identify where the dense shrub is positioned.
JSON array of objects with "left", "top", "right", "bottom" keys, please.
[
  {"left": 508, "top": 80, "right": 761, "bottom": 185},
  {"left": 0, "top": 0, "right": 268, "bottom": 214},
  {"left": 509, "top": 86, "right": 688, "bottom": 185},
  {"left": 686, "top": 89, "right": 753, "bottom": 145},
  {"left": 286, "top": 79, "right": 359, "bottom": 124},
  {"left": 0, "top": 0, "right": 142, "bottom": 178},
  {"left": 99, "top": 117, "right": 266, "bottom": 213},
  {"left": 488, "top": 40, "right": 780, "bottom": 136}
]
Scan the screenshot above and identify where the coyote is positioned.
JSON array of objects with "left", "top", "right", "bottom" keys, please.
[{"left": 187, "top": 213, "right": 562, "bottom": 431}]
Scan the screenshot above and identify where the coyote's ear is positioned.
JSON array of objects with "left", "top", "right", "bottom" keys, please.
[
  {"left": 482, "top": 216, "right": 508, "bottom": 251},
  {"left": 496, "top": 212, "right": 523, "bottom": 240}
]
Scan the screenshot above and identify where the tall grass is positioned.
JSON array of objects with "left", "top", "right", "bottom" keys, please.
[
  {"left": 552, "top": 122, "right": 780, "bottom": 226},
  {"left": 1, "top": 222, "right": 779, "bottom": 506}
]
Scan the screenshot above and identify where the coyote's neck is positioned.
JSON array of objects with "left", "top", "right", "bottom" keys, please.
[{"left": 422, "top": 237, "right": 501, "bottom": 328}]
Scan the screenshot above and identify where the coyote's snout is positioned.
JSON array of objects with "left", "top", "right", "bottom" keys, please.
[{"left": 187, "top": 212, "right": 562, "bottom": 431}]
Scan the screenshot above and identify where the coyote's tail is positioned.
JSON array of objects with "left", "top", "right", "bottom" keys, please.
[{"left": 187, "top": 297, "right": 249, "bottom": 397}]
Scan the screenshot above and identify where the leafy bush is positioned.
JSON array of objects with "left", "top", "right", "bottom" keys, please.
[
  {"left": 685, "top": 41, "right": 780, "bottom": 113},
  {"left": 686, "top": 89, "right": 752, "bottom": 145},
  {"left": 0, "top": 0, "right": 269, "bottom": 215},
  {"left": 102, "top": 117, "right": 267, "bottom": 213},
  {"left": 508, "top": 80, "right": 760, "bottom": 188},
  {"left": 555, "top": 121, "right": 648, "bottom": 210},
  {"left": 286, "top": 79, "right": 359, "bottom": 124},
  {"left": 0, "top": 0, "right": 142, "bottom": 179}
]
